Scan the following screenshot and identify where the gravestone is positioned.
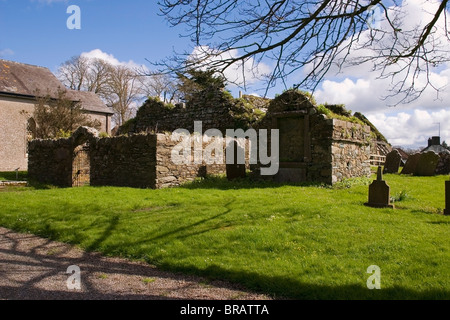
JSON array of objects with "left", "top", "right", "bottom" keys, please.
[
  {"left": 401, "top": 153, "right": 421, "bottom": 175},
  {"left": 383, "top": 149, "right": 402, "bottom": 174},
  {"left": 226, "top": 140, "right": 246, "bottom": 180},
  {"left": 414, "top": 151, "right": 440, "bottom": 176},
  {"left": 445, "top": 180, "right": 450, "bottom": 216},
  {"left": 364, "top": 166, "right": 394, "bottom": 208},
  {"left": 436, "top": 153, "right": 450, "bottom": 175}
]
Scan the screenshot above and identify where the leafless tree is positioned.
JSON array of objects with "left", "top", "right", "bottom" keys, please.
[
  {"left": 58, "top": 56, "right": 91, "bottom": 92},
  {"left": 58, "top": 56, "right": 152, "bottom": 125},
  {"left": 139, "top": 72, "right": 179, "bottom": 103},
  {"left": 157, "top": 0, "right": 450, "bottom": 103},
  {"left": 58, "top": 56, "right": 112, "bottom": 100},
  {"left": 107, "top": 65, "right": 144, "bottom": 126}
]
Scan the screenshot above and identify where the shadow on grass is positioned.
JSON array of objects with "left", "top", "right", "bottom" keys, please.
[
  {"left": 4, "top": 209, "right": 449, "bottom": 300},
  {"left": 161, "top": 264, "right": 450, "bottom": 300},
  {"left": 180, "top": 175, "right": 328, "bottom": 191},
  {"left": 428, "top": 220, "right": 450, "bottom": 225}
]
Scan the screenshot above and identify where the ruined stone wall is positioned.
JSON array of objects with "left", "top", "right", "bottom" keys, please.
[
  {"left": 90, "top": 134, "right": 157, "bottom": 188},
  {"left": 255, "top": 90, "right": 372, "bottom": 184},
  {"left": 330, "top": 119, "right": 372, "bottom": 183},
  {"left": 123, "top": 91, "right": 234, "bottom": 135},
  {"left": 154, "top": 133, "right": 233, "bottom": 188},
  {"left": 29, "top": 130, "right": 236, "bottom": 189},
  {"left": 28, "top": 138, "right": 73, "bottom": 187},
  {"left": 122, "top": 89, "right": 263, "bottom": 136}
]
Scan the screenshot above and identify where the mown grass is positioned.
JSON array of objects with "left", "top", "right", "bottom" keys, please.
[{"left": 0, "top": 173, "right": 448, "bottom": 299}]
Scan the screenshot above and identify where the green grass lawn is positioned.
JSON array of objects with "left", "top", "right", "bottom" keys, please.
[{"left": 0, "top": 174, "right": 449, "bottom": 299}]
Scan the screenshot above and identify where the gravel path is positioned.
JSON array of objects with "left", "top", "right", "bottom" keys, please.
[{"left": 0, "top": 227, "right": 271, "bottom": 300}]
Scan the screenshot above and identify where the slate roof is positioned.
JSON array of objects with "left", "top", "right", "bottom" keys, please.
[
  {"left": 0, "top": 59, "right": 113, "bottom": 115},
  {"left": 421, "top": 145, "right": 450, "bottom": 154},
  {"left": 66, "top": 90, "right": 114, "bottom": 115}
]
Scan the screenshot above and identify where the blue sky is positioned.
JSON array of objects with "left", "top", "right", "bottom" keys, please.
[
  {"left": 1, "top": 0, "right": 449, "bottom": 148},
  {"left": 0, "top": 0, "right": 189, "bottom": 70}
]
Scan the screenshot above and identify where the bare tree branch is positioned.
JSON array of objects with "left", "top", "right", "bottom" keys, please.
[{"left": 155, "top": 0, "right": 450, "bottom": 103}]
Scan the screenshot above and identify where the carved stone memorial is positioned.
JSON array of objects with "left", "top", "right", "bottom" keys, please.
[
  {"left": 401, "top": 153, "right": 421, "bottom": 175},
  {"left": 383, "top": 149, "right": 402, "bottom": 174},
  {"left": 445, "top": 180, "right": 450, "bottom": 216},
  {"left": 365, "top": 166, "right": 394, "bottom": 209},
  {"left": 415, "top": 151, "right": 440, "bottom": 176}
]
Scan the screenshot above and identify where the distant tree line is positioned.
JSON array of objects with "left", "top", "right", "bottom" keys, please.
[{"left": 57, "top": 56, "right": 229, "bottom": 127}]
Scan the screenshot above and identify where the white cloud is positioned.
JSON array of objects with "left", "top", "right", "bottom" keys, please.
[
  {"left": 189, "top": 46, "right": 272, "bottom": 88},
  {"left": 313, "top": 0, "right": 450, "bottom": 147},
  {"left": 367, "top": 109, "right": 450, "bottom": 147},
  {"left": 80, "top": 49, "right": 146, "bottom": 71},
  {"left": 0, "top": 48, "right": 14, "bottom": 57}
]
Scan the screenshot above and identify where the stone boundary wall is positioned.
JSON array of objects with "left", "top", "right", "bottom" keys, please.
[
  {"left": 28, "top": 138, "right": 74, "bottom": 187},
  {"left": 155, "top": 134, "right": 226, "bottom": 188},
  {"left": 90, "top": 134, "right": 157, "bottom": 188},
  {"left": 28, "top": 129, "right": 250, "bottom": 189}
]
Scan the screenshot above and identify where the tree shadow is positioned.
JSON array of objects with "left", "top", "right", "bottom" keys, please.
[
  {"left": 171, "top": 264, "right": 450, "bottom": 300},
  {"left": 181, "top": 175, "right": 327, "bottom": 191},
  {"left": 0, "top": 227, "right": 267, "bottom": 300},
  {"left": 102, "top": 200, "right": 237, "bottom": 254}
]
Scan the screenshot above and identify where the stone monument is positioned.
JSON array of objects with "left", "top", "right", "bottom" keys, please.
[
  {"left": 383, "top": 149, "right": 402, "bottom": 174},
  {"left": 365, "top": 166, "right": 394, "bottom": 208},
  {"left": 401, "top": 153, "right": 421, "bottom": 175},
  {"left": 445, "top": 179, "right": 449, "bottom": 216},
  {"left": 415, "top": 151, "right": 440, "bottom": 176}
]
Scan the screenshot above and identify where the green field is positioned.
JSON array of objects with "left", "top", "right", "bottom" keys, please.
[{"left": 0, "top": 173, "right": 448, "bottom": 299}]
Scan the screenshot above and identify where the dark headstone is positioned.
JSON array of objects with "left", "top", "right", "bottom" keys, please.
[
  {"left": 415, "top": 151, "right": 440, "bottom": 176},
  {"left": 401, "top": 153, "right": 421, "bottom": 175},
  {"left": 383, "top": 150, "right": 402, "bottom": 174},
  {"left": 445, "top": 180, "right": 450, "bottom": 216},
  {"left": 365, "top": 167, "right": 394, "bottom": 208},
  {"left": 436, "top": 153, "right": 450, "bottom": 175}
]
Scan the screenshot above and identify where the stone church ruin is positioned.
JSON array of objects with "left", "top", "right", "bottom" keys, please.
[{"left": 28, "top": 89, "right": 389, "bottom": 189}]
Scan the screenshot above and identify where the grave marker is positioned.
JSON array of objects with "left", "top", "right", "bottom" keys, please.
[
  {"left": 383, "top": 150, "right": 402, "bottom": 174},
  {"left": 401, "top": 153, "right": 421, "bottom": 175},
  {"left": 365, "top": 166, "right": 394, "bottom": 209},
  {"left": 445, "top": 180, "right": 449, "bottom": 216},
  {"left": 415, "top": 151, "right": 440, "bottom": 176}
]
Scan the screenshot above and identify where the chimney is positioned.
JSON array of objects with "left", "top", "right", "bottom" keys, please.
[{"left": 431, "top": 136, "right": 441, "bottom": 146}]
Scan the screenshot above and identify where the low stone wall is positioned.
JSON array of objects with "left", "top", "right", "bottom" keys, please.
[
  {"left": 28, "top": 138, "right": 73, "bottom": 187},
  {"left": 155, "top": 134, "right": 227, "bottom": 188},
  {"left": 90, "top": 134, "right": 157, "bottom": 188},
  {"left": 29, "top": 130, "right": 246, "bottom": 189}
]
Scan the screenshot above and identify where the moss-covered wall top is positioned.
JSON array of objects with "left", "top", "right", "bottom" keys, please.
[{"left": 120, "top": 88, "right": 265, "bottom": 135}]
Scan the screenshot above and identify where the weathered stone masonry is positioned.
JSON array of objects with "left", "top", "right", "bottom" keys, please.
[
  {"left": 90, "top": 134, "right": 158, "bottom": 188},
  {"left": 29, "top": 90, "right": 374, "bottom": 188},
  {"left": 28, "top": 127, "right": 230, "bottom": 189},
  {"left": 255, "top": 90, "right": 372, "bottom": 184}
]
